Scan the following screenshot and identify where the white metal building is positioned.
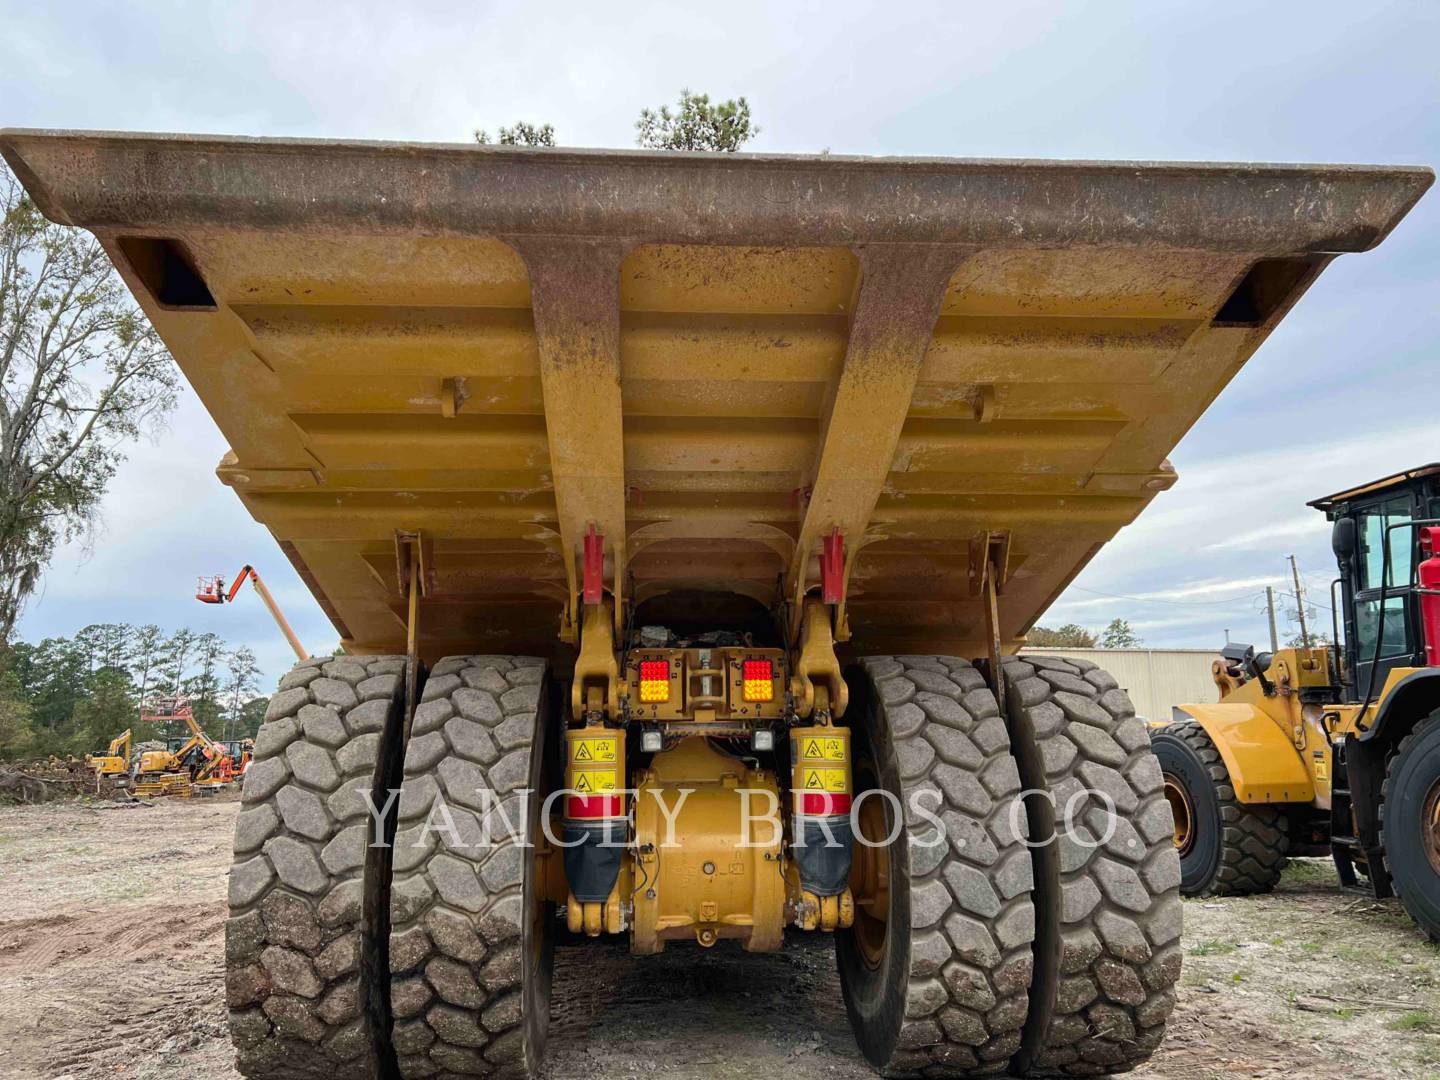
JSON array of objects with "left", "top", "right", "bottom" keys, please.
[{"left": 1016, "top": 648, "right": 1220, "bottom": 722}]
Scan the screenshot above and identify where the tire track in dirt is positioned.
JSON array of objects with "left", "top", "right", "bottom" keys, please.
[
  {"left": 3, "top": 790, "right": 1440, "bottom": 1078},
  {"left": 0, "top": 899, "right": 219, "bottom": 971}
]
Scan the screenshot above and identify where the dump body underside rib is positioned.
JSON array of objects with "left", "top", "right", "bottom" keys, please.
[{"left": 1, "top": 130, "right": 1429, "bottom": 660}]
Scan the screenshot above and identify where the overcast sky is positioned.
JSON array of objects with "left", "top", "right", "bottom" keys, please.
[{"left": 3, "top": 0, "right": 1437, "bottom": 686}]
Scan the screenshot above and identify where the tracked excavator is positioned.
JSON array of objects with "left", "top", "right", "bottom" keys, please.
[
  {"left": 132, "top": 695, "right": 237, "bottom": 797},
  {"left": 84, "top": 729, "right": 132, "bottom": 778}
]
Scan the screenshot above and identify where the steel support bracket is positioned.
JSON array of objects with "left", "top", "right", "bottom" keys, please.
[
  {"left": 573, "top": 598, "right": 622, "bottom": 721},
  {"left": 394, "top": 529, "right": 432, "bottom": 733},
  {"left": 792, "top": 597, "right": 849, "bottom": 720},
  {"left": 971, "top": 532, "right": 1010, "bottom": 713}
]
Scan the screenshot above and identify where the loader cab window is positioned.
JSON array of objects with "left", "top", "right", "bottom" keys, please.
[
  {"left": 1354, "top": 596, "right": 1410, "bottom": 661},
  {"left": 1347, "top": 492, "right": 1421, "bottom": 699},
  {"left": 1358, "top": 496, "right": 1414, "bottom": 590}
]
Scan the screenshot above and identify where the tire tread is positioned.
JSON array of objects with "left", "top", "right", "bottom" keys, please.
[
  {"left": 1163, "top": 720, "right": 1288, "bottom": 896},
  {"left": 848, "top": 656, "right": 1036, "bottom": 1077},
  {"left": 226, "top": 655, "right": 406, "bottom": 1079},
  {"left": 1002, "top": 656, "right": 1182, "bottom": 1076},
  {"left": 388, "top": 654, "right": 549, "bottom": 1079},
  {"left": 1379, "top": 710, "right": 1440, "bottom": 943}
]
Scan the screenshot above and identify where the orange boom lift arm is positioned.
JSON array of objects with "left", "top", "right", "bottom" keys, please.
[{"left": 196, "top": 565, "right": 309, "bottom": 662}]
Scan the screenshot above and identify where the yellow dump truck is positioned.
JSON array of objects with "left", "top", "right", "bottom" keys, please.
[{"left": 1, "top": 129, "right": 1429, "bottom": 1079}]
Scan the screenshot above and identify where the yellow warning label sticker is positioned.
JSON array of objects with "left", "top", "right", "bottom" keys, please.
[
  {"left": 799, "top": 737, "right": 847, "bottom": 762},
  {"left": 801, "top": 767, "right": 849, "bottom": 793},
  {"left": 572, "top": 771, "right": 618, "bottom": 794},
  {"left": 572, "top": 738, "right": 618, "bottom": 763},
  {"left": 1314, "top": 759, "right": 1329, "bottom": 783}
]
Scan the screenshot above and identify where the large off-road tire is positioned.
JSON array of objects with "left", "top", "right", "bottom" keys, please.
[
  {"left": 1381, "top": 711, "right": 1440, "bottom": 942},
  {"left": 226, "top": 655, "right": 408, "bottom": 1079},
  {"left": 1152, "top": 720, "right": 1288, "bottom": 897},
  {"left": 838, "top": 656, "right": 1036, "bottom": 1077},
  {"left": 1000, "top": 656, "right": 1182, "bottom": 1076},
  {"left": 387, "top": 655, "right": 557, "bottom": 1079}
]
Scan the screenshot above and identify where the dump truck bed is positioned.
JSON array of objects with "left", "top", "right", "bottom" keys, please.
[{"left": 2, "top": 130, "right": 1429, "bottom": 659}]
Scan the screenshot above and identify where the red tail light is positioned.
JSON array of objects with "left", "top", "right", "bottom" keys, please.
[
  {"left": 639, "top": 659, "right": 670, "bottom": 703},
  {"left": 742, "top": 659, "right": 774, "bottom": 702}
]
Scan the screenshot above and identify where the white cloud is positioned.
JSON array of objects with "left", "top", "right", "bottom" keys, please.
[
  {"left": 1204, "top": 518, "right": 1321, "bottom": 552},
  {"left": 1036, "top": 416, "right": 1440, "bottom": 649}
]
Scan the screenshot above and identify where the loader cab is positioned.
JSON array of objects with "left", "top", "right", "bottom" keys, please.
[{"left": 1312, "top": 464, "right": 1440, "bottom": 700}]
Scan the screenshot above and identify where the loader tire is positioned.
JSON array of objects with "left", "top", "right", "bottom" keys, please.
[
  {"left": 1381, "top": 710, "right": 1440, "bottom": 942},
  {"left": 387, "top": 655, "right": 556, "bottom": 1079},
  {"left": 1151, "top": 720, "right": 1289, "bottom": 897},
  {"left": 1000, "top": 656, "right": 1182, "bottom": 1076},
  {"left": 838, "top": 656, "right": 1036, "bottom": 1077},
  {"left": 226, "top": 655, "right": 409, "bottom": 1080}
]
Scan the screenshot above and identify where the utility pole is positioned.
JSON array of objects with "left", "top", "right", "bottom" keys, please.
[
  {"left": 1289, "top": 555, "right": 1310, "bottom": 647},
  {"left": 1265, "top": 585, "right": 1280, "bottom": 652}
]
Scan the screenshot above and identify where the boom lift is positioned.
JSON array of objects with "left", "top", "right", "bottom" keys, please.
[
  {"left": 195, "top": 564, "right": 309, "bottom": 661},
  {"left": 1159, "top": 464, "right": 1440, "bottom": 938}
]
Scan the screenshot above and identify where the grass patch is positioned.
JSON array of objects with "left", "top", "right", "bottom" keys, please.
[
  {"left": 1189, "top": 939, "right": 1238, "bottom": 957},
  {"left": 1280, "top": 858, "right": 1337, "bottom": 886},
  {"left": 1389, "top": 1010, "right": 1434, "bottom": 1032},
  {"left": 1371, "top": 908, "right": 1427, "bottom": 931}
]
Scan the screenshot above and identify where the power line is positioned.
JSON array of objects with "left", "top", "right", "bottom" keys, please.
[{"left": 1273, "top": 587, "right": 1335, "bottom": 614}]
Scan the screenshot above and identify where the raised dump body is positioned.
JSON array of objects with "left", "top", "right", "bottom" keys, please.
[
  {"left": 3, "top": 129, "right": 1429, "bottom": 1080},
  {"left": 1, "top": 132, "right": 1428, "bottom": 661}
]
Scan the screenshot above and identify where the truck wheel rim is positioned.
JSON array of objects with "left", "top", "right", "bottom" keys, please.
[
  {"left": 1164, "top": 775, "right": 1195, "bottom": 856},
  {"left": 851, "top": 769, "right": 890, "bottom": 970},
  {"left": 1422, "top": 777, "right": 1440, "bottom": 877}
]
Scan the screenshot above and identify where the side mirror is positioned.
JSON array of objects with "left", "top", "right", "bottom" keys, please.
[
  {"left": 1220, "top": 642, "right": 1254, "bottom": 666},
  {"left": 1332, "top": 517, "right": 1357, "bottom": 560}
]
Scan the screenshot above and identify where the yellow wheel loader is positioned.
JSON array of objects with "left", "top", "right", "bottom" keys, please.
[
  {"left": 1159, "top": 464, "right": 1440, "bottom": 938},
  {"left": 1, "top": 128, "right": 1427, "bottom": 1078}
]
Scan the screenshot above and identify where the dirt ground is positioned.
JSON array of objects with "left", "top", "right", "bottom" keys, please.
[{"left": 2, "top": 800, "right": 1439, "bottom": 1080}]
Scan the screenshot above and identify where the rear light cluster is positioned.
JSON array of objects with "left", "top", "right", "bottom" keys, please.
[
  {"left": 742, "top": 659, "right": 774, "bottom": 703},
  {"left": 638, "top": 660, "right": 670, "bottom": 703}
]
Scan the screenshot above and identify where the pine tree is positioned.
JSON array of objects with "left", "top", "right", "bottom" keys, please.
[
  {"left": 223, "top": 646, "right": 261, "bottom": 741},
  {"left": 635, "top": 90, "right": 758, "bottom": 151},
  {"left": 69, "top": 667, "right": 136, "bottom": 756},
  {"left": 161, "top": 628, "right": 196, "bottom": 698},
  {"left": 185, "top": 632, "right": 226, "bottom": 730},
  {"left": 131, "top": 624, "right": 164, "bottom": 718},
  {"left": 1100, "top": 618, "right": 1142, "bottom": 649}
]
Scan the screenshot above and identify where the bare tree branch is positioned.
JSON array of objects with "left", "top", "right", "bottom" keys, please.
[{"left": 0, "top": 164, "right": 179, "bottom": 642}]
